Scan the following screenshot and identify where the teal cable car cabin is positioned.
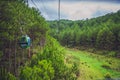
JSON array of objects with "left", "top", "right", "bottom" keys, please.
[{"left": 19, "top": 35, "right": 31, "bottom": 49}]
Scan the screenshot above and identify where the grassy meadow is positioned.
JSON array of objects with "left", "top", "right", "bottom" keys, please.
[{"left": 65, "top": 48, "right": 120, "bottom": 80}]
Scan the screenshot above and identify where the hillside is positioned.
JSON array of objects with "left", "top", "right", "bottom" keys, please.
[
  {"left": 0, "top": 0, "right": 120, "bottom": 80},
  {"left": 65, "top": 48, "right": 120, "bottom": 80},
  {"left": 48, "top": 10, "right": 120, "bottom": 55},
  {"left": 47, "top": 10, "right": 120, "bottom": 80}
]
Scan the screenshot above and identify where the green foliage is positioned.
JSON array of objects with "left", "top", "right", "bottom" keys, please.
[
  {"left": 108, "top": 51, "right": 117, "bottom": 57},
  {"left": 101, "top": 63, "right": 111, "bottom": 69},
  {"left": 0, "top": 68, "right": 8, "bottom": 80},
  {"left": 30, "top": 36, "right": 77, "bottom": 80},
  {"left": 0, "top": 0, "right": 48, "bottom": 79},
  {"left": 48, "top": 11, "right": 120, "bottom": 51},
  {"left": 0, "top": 51, "right": 3, "bottom": 60},
  {"left": 20, "top": 60, "right": 54, "bottom": 80},
  {"left": 20, "top": 66, "right": 33, "bottom": 80},
  {"left": 96, "top": 27, "right": 115, "bottom": 50},
  {"left": 0, "top": 67, "right": 16, "bottom": 80},
  {"left": 104, "top": 72, "right": 112, "bottom": 80},
  {"left": 0, "top": 1, "right": 77, "bottom": 79},
  {"left": 7, "top": 72, "right": 17, "bottom": 80},
  {"left": 1, "top": 0, "right": 120, "bottom": 79},
  {"left": 66, "top": 48, "right": 120, "bottom": 80}
]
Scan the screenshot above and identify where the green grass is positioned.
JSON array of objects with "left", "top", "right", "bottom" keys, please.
[{"left": 65, "top": 48, "right": 120, "bottom": 80}]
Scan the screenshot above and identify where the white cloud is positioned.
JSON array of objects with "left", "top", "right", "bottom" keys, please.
[
  {"left": 29, "top": 1, "right": 120, "bottom": 20},
  {"left": 59, "top": 2, "right": 120, "bottom": 20}
]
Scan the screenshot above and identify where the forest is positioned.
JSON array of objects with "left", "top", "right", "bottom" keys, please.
[
  {"left": 0, "top": 0, "right": 120, "bottom": 80},
  {"left": 48, "top": 10, "right": 120, "bottom": 55},
  {"left": 0, "top": 0, "right": 78, "bottom": 80}
]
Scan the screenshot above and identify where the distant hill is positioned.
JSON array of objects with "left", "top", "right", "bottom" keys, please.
[{"left": 48, "top": 10, "right": 120, "bottom": 51}]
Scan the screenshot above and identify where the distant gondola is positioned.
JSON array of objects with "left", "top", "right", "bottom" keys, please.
[{"left": 19, "top": 35, "right": 31, "bottom": 49}]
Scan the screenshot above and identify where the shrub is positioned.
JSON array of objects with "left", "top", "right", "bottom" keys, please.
[
  {"left": 7, "top": 72, "right": 17, "bottom": 80},
  {"left": 101, "top": 63, "right": 111, "bottom": 69},
  {"left": 108, "top": 51, "right": 117, "bottom": 57},
  {"left": 104, "top": 72, "right": 112, "bottom": 80},
  {"left": 20, "top": 36, "right": 77, "bottom": 80},
  {"left": 20, "top": 60, "right": 54, "bottom": 80}
]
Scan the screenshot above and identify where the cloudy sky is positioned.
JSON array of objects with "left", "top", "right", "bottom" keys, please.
[{"left": 28, "top": 0, "right": 120, "bottom": 20}]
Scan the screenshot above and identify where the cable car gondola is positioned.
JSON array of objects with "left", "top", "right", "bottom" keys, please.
[{"left": 19, "top": 35, "right": 31, "bottom": 49}]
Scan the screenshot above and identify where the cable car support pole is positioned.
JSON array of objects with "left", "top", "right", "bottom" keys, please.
[
  {"left": 58, "top": 0, "right": 60, "bottom": 22},
  {"left": 58, "top": 0, "right": 60, "bottom": 33}
]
